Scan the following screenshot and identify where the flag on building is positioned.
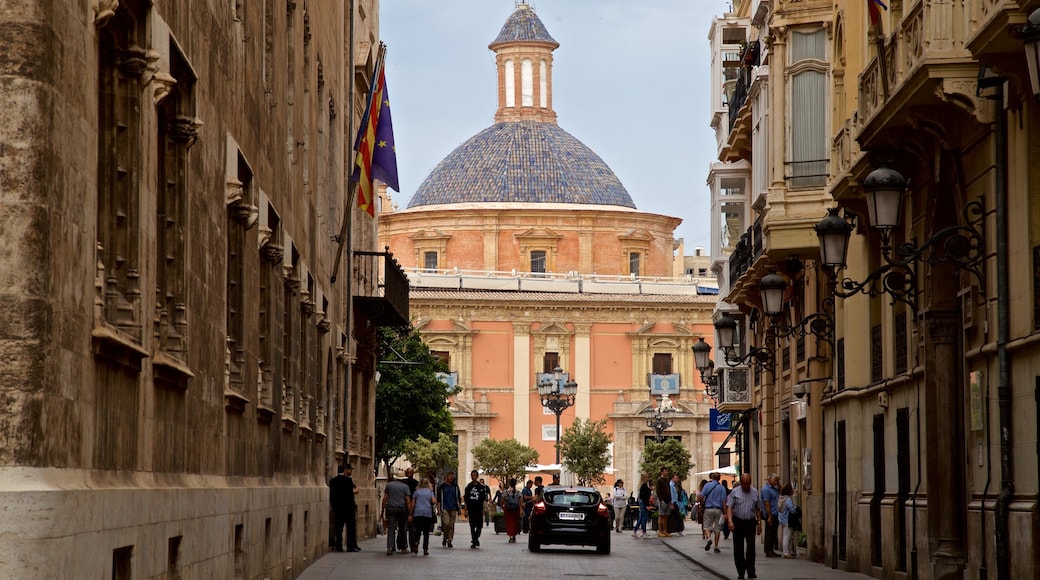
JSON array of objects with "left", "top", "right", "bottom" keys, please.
[
  {"left": 351, "top": 68, "right": 399, "bottom": 217},
  {"left": 868, "top": 0, "right": 887, "bottom": 31}
]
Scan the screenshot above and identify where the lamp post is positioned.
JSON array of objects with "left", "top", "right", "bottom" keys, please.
[
  {"left": 758, "top": 269, "right": 836, "bottom": 350},
  {"left": 813, "top": 164, "right": 985, "bottom": 312},
  {"left": 537, "top": 366, "right": 577, "bottom": 464},
  {"left": 643, "top": 396, "right": 677, "bottom": 442},
  {"left": 692, "top": 337, "right": 720, "bottom": 403},
  {"left": 713, "top": 312, "right": 774, "bottom": 373},
  {"left": 1014, "top": 7, "right": 1040, "bottom": 100}
]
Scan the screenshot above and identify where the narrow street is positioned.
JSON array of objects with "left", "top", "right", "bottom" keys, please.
[
  {"left": 298, "top": 520, "right": 875, "bottom": 580},
  {"left": 299, "top": 521, "right": 717, "bottom": 580}
]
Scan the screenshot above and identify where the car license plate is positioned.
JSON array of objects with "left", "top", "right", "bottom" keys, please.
[{"left": 558, "top": 512, "right": 584, "bottom": 521}]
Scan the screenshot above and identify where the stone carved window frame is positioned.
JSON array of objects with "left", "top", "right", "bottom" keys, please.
[
  {"left": 411, "top": 229, "right": 451, "bottom": 273},
  {"left": 533, "top": 322, "right": 573, "bottom": 384},
  {"left": 153, "top": 33, "right": 200, "bottom": 388},
  {"left": 619, "top": 230, "right": 654, "bottom": 278},
  {"left": 94, "top": 2, "right": 152, "bottom": 367},
  {"left": 417, "top": 318, "right": 475, "bottom": 397},
  {"left": 516, "top": 228, "right": 562, "bottom": 275},
  {"left": 628, "top": 323, "right": 696, "bottom": 393}
]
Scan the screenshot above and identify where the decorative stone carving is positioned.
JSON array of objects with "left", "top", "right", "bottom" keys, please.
[
  {"left": 118, "top": 46, "right": 149, "bottom": 78},
  {"left": 166, "top": 115, "right": 203, "bottom": 147},
  {"left": 226, "top": 177, "right": 243, "bottom": 206},
  {"left": 317, "top": 316, "right": 331, "bottom": 334},
  {"left": 93, "top": 0, "right": 119, "bottom": 28},
  {"left": 300, "top": 293, "right": 316, "bottom": 317}
]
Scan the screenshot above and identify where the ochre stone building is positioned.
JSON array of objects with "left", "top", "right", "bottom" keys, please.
[
  {"left": 0, "top": 1, "right": 397, "bottom": 577},
  {"left": 380, "top": 4, "right": 725, "bottom": 489}
]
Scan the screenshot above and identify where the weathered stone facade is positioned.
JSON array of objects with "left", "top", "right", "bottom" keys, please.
[{"left": 0, "top": 1, "right": 389, "bottom": 577}]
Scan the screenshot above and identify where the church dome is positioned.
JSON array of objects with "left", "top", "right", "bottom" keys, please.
[
  {"left": 406, "top": 120, "right": 636, "bottom": 209},
  {"left": 489, "top": 3, "right": 559, "bottom": 50}
]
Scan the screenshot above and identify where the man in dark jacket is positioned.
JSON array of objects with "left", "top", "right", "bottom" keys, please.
[
  {"left": 437, "top": 471, "right": 462, "bottom": 548},
  {"left": 329, "top": 464, "right": 361, "bottom": 552}
]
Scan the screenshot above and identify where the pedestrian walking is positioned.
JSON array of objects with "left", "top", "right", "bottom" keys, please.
[
  {"left": 761, "top": 473, "right": 780, "bottom": 557},
  {"left": 436, "top": 471, "right": 462, "bottom": 548},
  {"left": 777, "top": 483, "right": 797, "bottom": 558},
  {"left": 328, "top": 464, "right": 361, "bottom": 552},
  {"left": 668, "top": 474, "right": 687, "bottom": 535},
  {"left": 402, "top": 467, "right": 420, "bottom": 554},
  {"left": 726, "top": 473, "right": 764, "bottom": 579},
  {"left": 611, "top": 479, "right": 628, "bottom": 533},
  {"left": 479, "top": 478, "right": 492, "bottom": 526},
  {"left": 381, "top": 470, "right": 413, "bottom": 556},
  {"left": 699, "top": 472, "right": 727, "bottom": 554},
  {"left": 410, "top": 477, "right": 437, "bottom": 556},
  {"left": 633, "top": 473, "right": 652, "bottom": 538},
  {"left": 521, "top": 480, "right": 534, "bottom": 533},
  {"left": 655, "top": 467, "right": 673, "bottom": 537},
  {"left": 499, "top": 478, "right": 523, "bottom": 543},
  {"left": 463, "top": 470, "right": 490, "bottom": 548},
  {"left": 720, "top": 479, "right": 732, "bottom": 539}
]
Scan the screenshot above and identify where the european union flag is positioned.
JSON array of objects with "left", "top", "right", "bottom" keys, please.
[{"left": 371, "top": 74, "right": 399, "bottom": 192}]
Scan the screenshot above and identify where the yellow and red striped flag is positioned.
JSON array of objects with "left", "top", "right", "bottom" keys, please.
[{"left": 351, "top": 68, "right": 398, "bottom": 217}]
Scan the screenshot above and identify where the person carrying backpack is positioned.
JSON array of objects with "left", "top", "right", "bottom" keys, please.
[
  {"left": 777, "top": 483, "right": 799, "bottom": 558},
  {"left": 499, "top": 478, "right": 523, "bottom": 543}
]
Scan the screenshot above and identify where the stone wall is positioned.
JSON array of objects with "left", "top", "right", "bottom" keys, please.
[{"left": 0, "top": 1, "right": 382, "bottom": 577}]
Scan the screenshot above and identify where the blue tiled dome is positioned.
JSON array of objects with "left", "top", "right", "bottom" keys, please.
[
  {"left": 406, "top": 121, "right": 636, "bottom": 209},
  {"left": 489, "top": 4, "right": 559, "bottom": 50}
]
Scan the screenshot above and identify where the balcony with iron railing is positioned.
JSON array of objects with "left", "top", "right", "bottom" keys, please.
[
  {"left": 857, "top": 0, "right": 983, "bottom": 148},
  {"left": 725, "top": 213, "right": 765, "bottom": 302},
  {"left": 353, "top": 249, "right": 409, "bottom": 327}
]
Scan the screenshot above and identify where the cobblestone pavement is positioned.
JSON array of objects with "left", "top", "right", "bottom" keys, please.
[{"left": 298, "top": 520, "right": 876, "bottom": 580}]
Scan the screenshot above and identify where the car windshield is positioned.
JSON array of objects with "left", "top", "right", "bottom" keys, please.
[{"left": 544, "top": 490, "right": 600, "bottom": 506}]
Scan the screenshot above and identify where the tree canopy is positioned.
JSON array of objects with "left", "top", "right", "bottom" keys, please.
[
  {"left": 402, "top": 432, "right": 458, "bottom": 481},
  {"left": 559, "top": 418, "right": 613, "bottom": 486},
  {"left": 470, "top": 438, "right": 539, "bottom": 485},
  {"left": 638, "top": 438, "right": 694, "bottom": 481},
  {"left": 374, "top": 325, "right": 454, "bottom": 473}
]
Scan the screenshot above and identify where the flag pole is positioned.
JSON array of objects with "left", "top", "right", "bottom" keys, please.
[{"left": 331, "top": 43, "right": 387, "bottom": 284}]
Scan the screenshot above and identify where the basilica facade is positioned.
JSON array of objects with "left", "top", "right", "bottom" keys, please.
[{"left": 380, "top": 4, "right": 723, "bottom": 489}]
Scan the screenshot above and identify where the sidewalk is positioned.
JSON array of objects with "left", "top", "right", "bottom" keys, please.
[{"left": 655, "top": 528, "right": 875, "bottom": 580}]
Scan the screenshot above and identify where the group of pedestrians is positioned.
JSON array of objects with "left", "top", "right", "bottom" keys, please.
[{"left": 696, "top": 471, "right": 800, "bottom": 580}]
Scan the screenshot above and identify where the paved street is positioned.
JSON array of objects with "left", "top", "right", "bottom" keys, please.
[{"left": 299, "top": 519, "right": 876, "bottom": 580}]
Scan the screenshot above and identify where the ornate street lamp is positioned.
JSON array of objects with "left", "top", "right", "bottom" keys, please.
[
  {"left": 758, "top": 269, "right": 835, "bottom": 350},
  {"left": 692, "top": 337, "right": 719, "bottom": 403},
  {"left": 1014, "top": 7, "right": 1040, "bottom": 100},
  {"left": 713, "top": 313, "right": 773, "bottom": 373},
  {"left": 537, "top": 365, "right": 577, "bottom": 464},
  {"left": 813, "top": 164, "right": 985, "bottom": 312},
  {"left": 643, "top": 396, "right": 677, "bottom": 442}
]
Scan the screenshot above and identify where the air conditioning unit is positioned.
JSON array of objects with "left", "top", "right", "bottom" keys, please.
[{"left": 716, "top": 366, "right": 752, "bottom": 412}]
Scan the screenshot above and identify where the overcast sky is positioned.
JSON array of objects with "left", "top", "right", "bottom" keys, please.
[{"left": 379, "top": 0, "right": 723, "bottom": 252}]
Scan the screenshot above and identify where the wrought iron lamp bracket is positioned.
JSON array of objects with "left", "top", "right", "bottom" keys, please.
[
  {"left": 722, "top": 345, "right": 774, "bottom": 376},
  {"left": 829, "top": 199, "right": 985, "bottom": 314}
]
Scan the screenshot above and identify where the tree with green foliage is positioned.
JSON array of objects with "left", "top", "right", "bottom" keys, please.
[
  {"left": 470, "top": 438, "right": 539, "bottom": 485},
  {"left": 559, "top": 418, "right": 613, "bottom": 486},
  {"left": 402, "top": 432, "right": 458, "bottom": 480},
  {"left": 375, "top": 325, "right": 454, "bottom": 474},
  {"left": 638, "top": 438, "right": 694, "bottom": 481}
]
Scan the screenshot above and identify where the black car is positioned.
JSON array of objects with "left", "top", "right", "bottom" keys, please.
[{"left": 528, "top": 485, "right": 611, "bottom": 554}]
